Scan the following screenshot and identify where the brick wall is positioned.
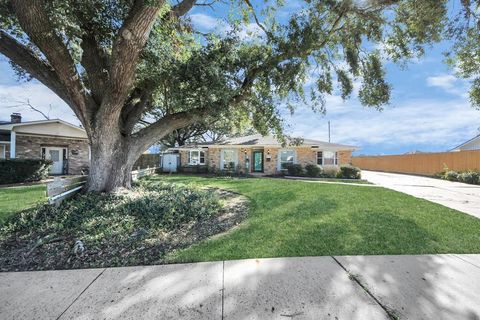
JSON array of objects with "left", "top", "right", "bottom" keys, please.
[
  {"left": 15, "top": 135, "right": 89, "bottom": 174},
  {"left": 178, "top": 147, "right": 353, "bottom": 175},
  {"left": 338, "top": 150, "right": 352, "bottom": 165}
]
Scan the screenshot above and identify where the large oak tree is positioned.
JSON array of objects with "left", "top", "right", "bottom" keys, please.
[{"left": 0, "top": 0, "right": 453, "bottom": 192}]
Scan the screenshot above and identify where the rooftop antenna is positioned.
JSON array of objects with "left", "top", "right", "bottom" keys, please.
[{"left": 328, "top": 121, "right": 331, "bottom": 142}]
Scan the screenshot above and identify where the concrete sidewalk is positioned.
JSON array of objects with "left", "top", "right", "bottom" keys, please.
[
  {"left": 362, "top": 171, "right": 480, "bottom": 219},
  {"left": 1, "top": 255, "right": 479, "bottom": 319}
]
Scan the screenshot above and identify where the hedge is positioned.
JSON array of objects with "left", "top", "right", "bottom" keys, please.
[{"left": 0, "top": 159, "right": 52, "bottom": 185}]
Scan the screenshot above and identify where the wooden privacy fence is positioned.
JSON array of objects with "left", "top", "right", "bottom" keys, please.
[
  {"left": 134, "top": 154, "right": 161, "bottom": 169},
  {"left": 352, "top": 150, "right": 480, "bottom": 176}
]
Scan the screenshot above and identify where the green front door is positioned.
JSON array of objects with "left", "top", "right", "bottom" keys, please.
[{"left": 253, "top": 150, "right": 264, "bottom": 172}]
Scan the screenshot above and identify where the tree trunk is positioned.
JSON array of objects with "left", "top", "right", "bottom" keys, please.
[{"left": 86, "top": 113, "right": 140, "bottom": 192}]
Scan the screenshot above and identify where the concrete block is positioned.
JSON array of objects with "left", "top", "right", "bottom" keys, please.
[
  {"left": 60, "top": 261, "right": 223, "bottom": 320},
  {"left": 223, "top": 256, "right": 388, "bottom": 320},
  {"left": 335, "top": 254, "right": 480, "bottom": 320},
  {"left": 0, "top": 268, "right": 104, "bottom": 320}
]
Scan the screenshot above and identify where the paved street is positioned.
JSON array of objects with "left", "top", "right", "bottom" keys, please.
[
  {"left": 362, "top": 171, "right": 480, "bottom": 219},
  {"left": 1, "top": 255, "right": 479, "bottom": 319}
]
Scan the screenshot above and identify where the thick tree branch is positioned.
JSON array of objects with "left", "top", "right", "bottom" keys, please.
[
  {"left": 0, "top": 31, "right": 75, "bottom": 111},
  {"left": 122, "top": 87, "right": 154, "bottom": 135},
  {"left": 131, "top": 108, "right": 206, "bottom": 153},
  {"left": 80, "top": 32, "right": 109, "bottom": 104},
  {"left": 171, "top": 0, "right": 197, "bottom": 18},
  {"left": 11, "top": 0, "right": 94, "bottom": 128},
  {"left": 100, "top": 0, "right": 163, "bottom": 116}
]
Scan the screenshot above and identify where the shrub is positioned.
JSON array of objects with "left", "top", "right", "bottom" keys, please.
[
  {"left": 321, "top": 166, "right": 339, "bottom": 178},
  {"left": 337, "top": 165, "right": 361, "bottom": 179},
  {"left": 305, "top": 164, "right": 321, "bottom": 177},
  {"left": 458, "top": 171, "right": 480, "bottom": 185},
  {"left": 0, "top": 159, "right": 52, "bottom": 185},
  {"left": 284, "top": 163, "right": 304, "bottom": 176},
  {"left": 443, "top": 170, "right": 459, "bottom": 181}
]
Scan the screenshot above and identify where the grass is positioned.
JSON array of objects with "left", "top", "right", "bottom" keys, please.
[
  {"left": 151, "top": 175, "right": 480, "bottom": 263},
  {"left": 284, "top": 177, "right": 372, "bottom": 184},
  {"left": 0, "top": 185, "right": 46, "bottom": 224}
]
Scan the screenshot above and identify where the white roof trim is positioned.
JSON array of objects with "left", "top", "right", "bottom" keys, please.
[
  {"left": 0, "top": 119, "right": 85, "bottom": 133},
  {"left": 450, "top": 134, "right": 480, "bottom": 151}
]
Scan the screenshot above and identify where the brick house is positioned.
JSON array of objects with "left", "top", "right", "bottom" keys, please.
[
  {"left": 0, "top": 113, "right": 89, "bottom": 175},
  {"left": 168, "top": 134, "right": 358, "bottom": 175}
]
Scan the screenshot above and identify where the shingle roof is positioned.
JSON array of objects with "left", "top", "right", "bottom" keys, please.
[{"left": 176, "top": 134, "right": 358, "bottom": 150}]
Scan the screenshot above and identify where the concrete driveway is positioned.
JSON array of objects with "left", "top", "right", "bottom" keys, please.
[
  {"left": 1, "top": 255, "right": 479, "bottom": 320},
  {"left": 362, "top": 171, "right": 480, "bottom": 219}
]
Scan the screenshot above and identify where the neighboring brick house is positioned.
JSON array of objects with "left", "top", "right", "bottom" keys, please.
[
  {"left": 168, "top": 134, "right": 357, "bottom": 175},
  {"left": 0, "top": 113, "right": 89, "bottom": 175}
]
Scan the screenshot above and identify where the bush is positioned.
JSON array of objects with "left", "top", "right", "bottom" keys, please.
[
  {"left": 305, "top": 164, "right": 321, "bottom": 177},
  {"left": 0, "top": 159, "right": 52, "bottom": 185},
  {"left": 321, "top": 166, "right": 339, "bottom": 178},
  {"left": 284, "top": 163, "right": 304, "bottom": 176},
  {"left": 457, "top": 171, "right": 480, "bottom": 185},
  {"left": 337, "top": 165, "right": 361, "bottom": 179},
  {"left": 443, "top": 170, "right": 459, "bottom": 181}
]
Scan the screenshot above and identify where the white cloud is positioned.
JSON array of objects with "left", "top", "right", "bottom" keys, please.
[
  {"left": 189, "top": 13, "right": 222, "bottom": 31},
  {"left": 189, "top": 13, "right": 263, "bottom": 41},
  {"left": 426, "top": 74, "right": 468, "bottom": 98},
  {"left": 285, "top": 93, "right": 480, "bottom": 153},
  {"left": 0, "top": 81, "right": 79, "bottom": 125}
]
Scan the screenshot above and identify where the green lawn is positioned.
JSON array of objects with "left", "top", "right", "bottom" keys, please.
[
  {"left": 0, "top": 185, "right": 47, "bottom": 224},
  {"left": 148, "top": 175, "right": 480, "bottom": 263}
]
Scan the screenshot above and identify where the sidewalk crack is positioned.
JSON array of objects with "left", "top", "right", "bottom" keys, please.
[
  {"left": 56, "top": 268, "right": 106, "bottom": 320},
  {"left": 331, "top": 256, "right": 399, "bottom": 320},
  {"left": 452, "top": 254, "right": 480, "bottom": 270}
]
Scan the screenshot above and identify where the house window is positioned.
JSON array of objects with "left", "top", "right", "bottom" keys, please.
[
  {"left": 221, "top": 149, "right": 237, "bottom": 170},
  {"left": 316, "top": 151, "right": 322, "bottom": 165},
  {"left": 188, "top": 150, "right": 205, "bottom": 165},
  {"left": 318, "top": 151, "right": 337, "bottom": 165},
  {"left": 279, "top": 150, "right": 295, "bottom": 169}
]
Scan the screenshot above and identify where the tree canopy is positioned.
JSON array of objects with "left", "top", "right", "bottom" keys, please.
[{"left": 0, "top": 0, "right": 473, "bottom": 191}]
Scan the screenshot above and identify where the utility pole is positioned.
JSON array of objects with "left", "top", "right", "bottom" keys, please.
[{"left": 328, "top": 121, "right": 331, "bottom": 142}]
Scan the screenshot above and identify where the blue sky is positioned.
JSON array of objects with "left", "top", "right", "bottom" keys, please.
[{"left": 1, "top": 1, "right": 479, "bottom": 155}]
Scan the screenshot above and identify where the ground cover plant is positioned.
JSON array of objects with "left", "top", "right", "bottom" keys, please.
[
  {"left": 150, "top": 175, "right": 480, "bottom": 263},
  {"left": 0, "top": 179, "right": 247, "bottom": 271}
]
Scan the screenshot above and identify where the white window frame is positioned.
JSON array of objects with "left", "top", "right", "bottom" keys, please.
[
  {"left": 188, "top": 149, "right": 205, "bottom": 165},
  {"left": 278, "top": 149, "right": 296, "bottom": 171},
  {"left": 220, "top": 149, "right": 238, "bottom": 170},
  {"left": 0, "top": 144, "right": 5, "bottom": 159},
  {"left": 317, "top": 150, "right": 338, "bottom": 166}
]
